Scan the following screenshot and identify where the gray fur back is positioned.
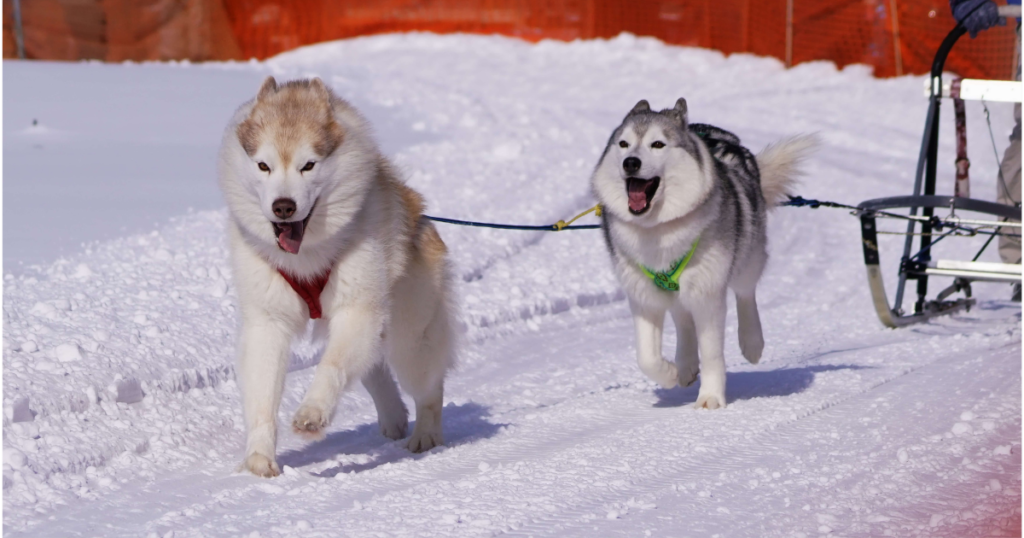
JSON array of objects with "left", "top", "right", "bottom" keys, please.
[{"left": 689, "top": 123, "right": 767, "bottom": 278}]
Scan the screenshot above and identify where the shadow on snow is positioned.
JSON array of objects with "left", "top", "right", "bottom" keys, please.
[
  {"left": 277, "top": 401, "right": 504, "bottom": 476},
  {"left": 652, "top": 363, "right": 870, "bottom": 408}
]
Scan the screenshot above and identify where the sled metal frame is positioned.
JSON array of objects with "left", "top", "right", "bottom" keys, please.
[
  {"left": 859, "top": 196, "right": 1021, "bottom": 327},
  {"left": 858, "top": 22, "right": 1023, "bottom": 328}
]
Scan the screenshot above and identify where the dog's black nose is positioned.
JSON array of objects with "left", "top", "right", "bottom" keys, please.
[
  {"left": 623, "top": 157, "right": 641, "bottom": 175},
  {"left": 273, "top": 198, "right": 297, "bottom": 220}
]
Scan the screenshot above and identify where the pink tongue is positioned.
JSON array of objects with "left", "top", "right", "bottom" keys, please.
[
  {"left": 628, "top": 182, "right": 649, "bottom": 212},
  {"left": 276, "top": 221, "right": 304, "bottom": 254}
]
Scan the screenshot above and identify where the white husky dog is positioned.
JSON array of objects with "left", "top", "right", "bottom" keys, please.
[
  {"left": 218, "top": 77, "right": 456, "bottom": 477},
  {"left": 592, "top": 98, "right": 815, "bottom": 409}
]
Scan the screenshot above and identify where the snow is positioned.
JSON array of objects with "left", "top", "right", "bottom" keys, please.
[{"left": 3, "top": 33, "right": 1021, "bottom": 537}]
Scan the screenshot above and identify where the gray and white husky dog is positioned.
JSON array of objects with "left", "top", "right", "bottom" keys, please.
[{"left": 592, "top": 98, "right": 816, "bottom": 409}]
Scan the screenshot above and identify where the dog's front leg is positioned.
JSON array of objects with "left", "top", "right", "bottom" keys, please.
[
  {"left": 693, "top": 290, "right": 728, "bottom": 409},
  {"left": 292, "top": 303, "right": 383, "bottom": 438},
  {"left": 671, "top": 307, "right": 700, "bottom": 387},
  {"left": 630, "top": 301, "right": 679, "bottom": 388},
  {"left": 238, "top": 315, "right": 296, "bottom": 477}
]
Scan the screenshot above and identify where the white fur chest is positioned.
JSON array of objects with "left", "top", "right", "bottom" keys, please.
[
  {"left": 607, "top": 212, "right": 729, "bottom": 310},
  {"left": 317, "top": 237, "right": 390, "bottom": 318}
]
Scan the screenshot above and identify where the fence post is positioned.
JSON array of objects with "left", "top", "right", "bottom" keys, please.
[
  {"left": 785, "top": 0, "right": 793, "bottom": 67},
  {"left": 890, "top": 0, "right": 904, "bottom": 76},
  {"left": 13, "top": 0, "right": 25, "bottom": 59}
]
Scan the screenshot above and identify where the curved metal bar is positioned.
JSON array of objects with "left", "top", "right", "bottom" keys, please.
[
  {"left": 859, "top": 213, "right": 975, "bottom": 328},
  {"left": 858, "top": 195, "right": 1022, "bottom": 221}
]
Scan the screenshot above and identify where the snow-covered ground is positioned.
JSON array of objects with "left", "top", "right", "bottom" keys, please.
[{"left": 3, "top": 33, "right": 1021, "bottom": 537}]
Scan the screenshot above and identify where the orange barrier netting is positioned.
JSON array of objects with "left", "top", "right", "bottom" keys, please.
[{"left": 2, "top": 0, "right": 1018, "bottom": 79}]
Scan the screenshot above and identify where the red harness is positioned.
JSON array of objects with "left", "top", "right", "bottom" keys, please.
[{"left": 277, "top": 269, "right": 331, "bottom": 319}]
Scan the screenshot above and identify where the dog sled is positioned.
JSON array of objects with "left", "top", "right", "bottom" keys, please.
[{"left": 857, "top": 6, "right": 1022, "bottom": 328}]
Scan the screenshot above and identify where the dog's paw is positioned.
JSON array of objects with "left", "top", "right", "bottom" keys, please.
[
  {"left": 694, "top": 392, "right": 725, "bottom": 410},
  {"left": 678, "top": 361, "right": 699, "bottom": 387},
  {"left": 406, "top": 429, "right": 444, "bottom": 453},
  {"left": 379, "top": 415, "right": 408, "bottom": 440},
  {"left": 242, "top": 453, "right": 280, "bottom": 478},
  {"left": 292, "top": 404, "right": 329, "bottom": 440},
  {"left": 640, "top": 359, "right": 680, "bottom": 389},
  {"left": 739, "top": 332, "right": 764, "bottom": 365}
]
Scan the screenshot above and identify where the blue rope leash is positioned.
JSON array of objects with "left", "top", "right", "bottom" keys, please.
[
  {"left": 424, "top": 215, "right": 600, "bottom": 231},
  {"left": 779, "top": 195, "right": 858, "bottom": 210},
  {"left": 425, "top": 196, "right": 839, "bottom": 231}
]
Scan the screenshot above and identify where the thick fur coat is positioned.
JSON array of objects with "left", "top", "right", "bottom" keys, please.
[
  {"left": 218, "top": 77, "right": 455, "bottom": 477},
  {"left": 592, "top": 98, "right": 816, "bottom": 409}
]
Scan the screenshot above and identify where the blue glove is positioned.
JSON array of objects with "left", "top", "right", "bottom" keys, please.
[{"left": 950, "top": 0, "right": 1006, "bottom": 38}]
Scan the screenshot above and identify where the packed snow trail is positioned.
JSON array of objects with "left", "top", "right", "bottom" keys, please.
[
  {"left": 3, "top": 33, "right": 1020, "bottom": 537},
  {"left": 7, "top": 298, "right": 1021, "bottom": 538}
]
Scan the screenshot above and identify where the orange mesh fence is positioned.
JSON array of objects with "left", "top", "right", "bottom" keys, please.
[
  {"left": 2, "top": 0, "right": 241, "bottom": 62},
  {"left": 3, "top": 0, "right": 1018, "bottom": 79}
]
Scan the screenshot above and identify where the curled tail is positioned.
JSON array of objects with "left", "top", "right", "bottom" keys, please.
[{"left": 756, "top": 134, "right": 819, "bottom": 208}]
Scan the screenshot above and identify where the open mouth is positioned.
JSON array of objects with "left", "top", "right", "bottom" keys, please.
[
  {"left": 626, "top": 176, "right": 661, "bottom": 215},
  {"left": 272, "top": 202, "right": 315, "bottom": 254}
]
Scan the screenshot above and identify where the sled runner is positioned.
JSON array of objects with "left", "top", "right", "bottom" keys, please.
[{"left": 858, "top": 7, "right": 1022, "bottom": 328}]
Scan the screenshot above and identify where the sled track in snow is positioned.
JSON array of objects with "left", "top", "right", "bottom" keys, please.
[{"left": 503, "top": 340, "right": 1021, "bottom": 536}]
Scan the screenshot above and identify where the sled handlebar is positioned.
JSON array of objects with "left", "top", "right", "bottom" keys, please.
[
  {"left": 930, "top": 5, "right": 1020, "bottom": 83},
  {"left": 931, "top": 26, "right": 966, "bottom": 81}
]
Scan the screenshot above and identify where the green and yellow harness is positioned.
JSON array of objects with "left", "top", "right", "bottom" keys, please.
[{"left": 638, "top": 237, "right": 699, "bottom": 292}]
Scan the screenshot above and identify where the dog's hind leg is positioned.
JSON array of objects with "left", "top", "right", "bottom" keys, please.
[
  {"left": 670, "top": 308, "right": 700, "bottom": 387},
  {"left": 734, "top": 290, "right": 764, "bottom": 364},
  {"left": 238, "top": 317, "right": 297, "bottom": 477},
  {"left": 631, "top": 302, "right": 679, "bottom": 389},
  {"left": 361, "top": 362, "right": 409, "bottom": 440},
  {"left": 693, "top": 291, "right": 728, "bottom": 409},
  {"left": 731, "top": 256, "right": 765, "bottom": 365},
  {"left": 388, "top": 309, "right": 452, "bottom": 453}
]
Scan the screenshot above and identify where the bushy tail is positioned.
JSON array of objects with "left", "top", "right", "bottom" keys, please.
[{"left": 755, "top": 134, "right": 820, "bottom": 208}]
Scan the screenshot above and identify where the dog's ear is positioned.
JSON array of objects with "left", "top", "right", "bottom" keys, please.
[
  {"left": 630, "top": 100, "right": 651, "bottom": 114},
  {"left": 309, "top": 77, "right": 332, "bottom": 100},
  {"left": 257, "top": 76, "right": 278, "bottom": 101},
  {"left": 672, "top": 98, "right": 689, "bottom": 127}
]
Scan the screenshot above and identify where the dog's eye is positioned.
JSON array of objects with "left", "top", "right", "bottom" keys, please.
[
  {"left": 651, "top": 141, "right": 666, "bottom": 149},
  {"left": 619, "top": 141, "right": 629, "bottom": 148},
  {"left": 257, "top": 162, "right": 270, "bottom": 172},
  {"left": 301, "top": 161, "right": 315, "bottom": 172}
]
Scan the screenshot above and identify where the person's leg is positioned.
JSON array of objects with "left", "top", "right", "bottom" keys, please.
[
  {"left": 998, "top": 122, "right": 1021, "bottom": 265},
  {"left": 997, "top": 23, "right": 1021, "bottom": 303}
]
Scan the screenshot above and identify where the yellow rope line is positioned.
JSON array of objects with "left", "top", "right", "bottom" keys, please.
[{"left": 553, "top": 204, "right": 602, "bottom": 231}]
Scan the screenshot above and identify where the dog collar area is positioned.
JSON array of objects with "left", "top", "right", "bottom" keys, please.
[{"left": 638, "top": 237, "right": 700, "bottom": 292}]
